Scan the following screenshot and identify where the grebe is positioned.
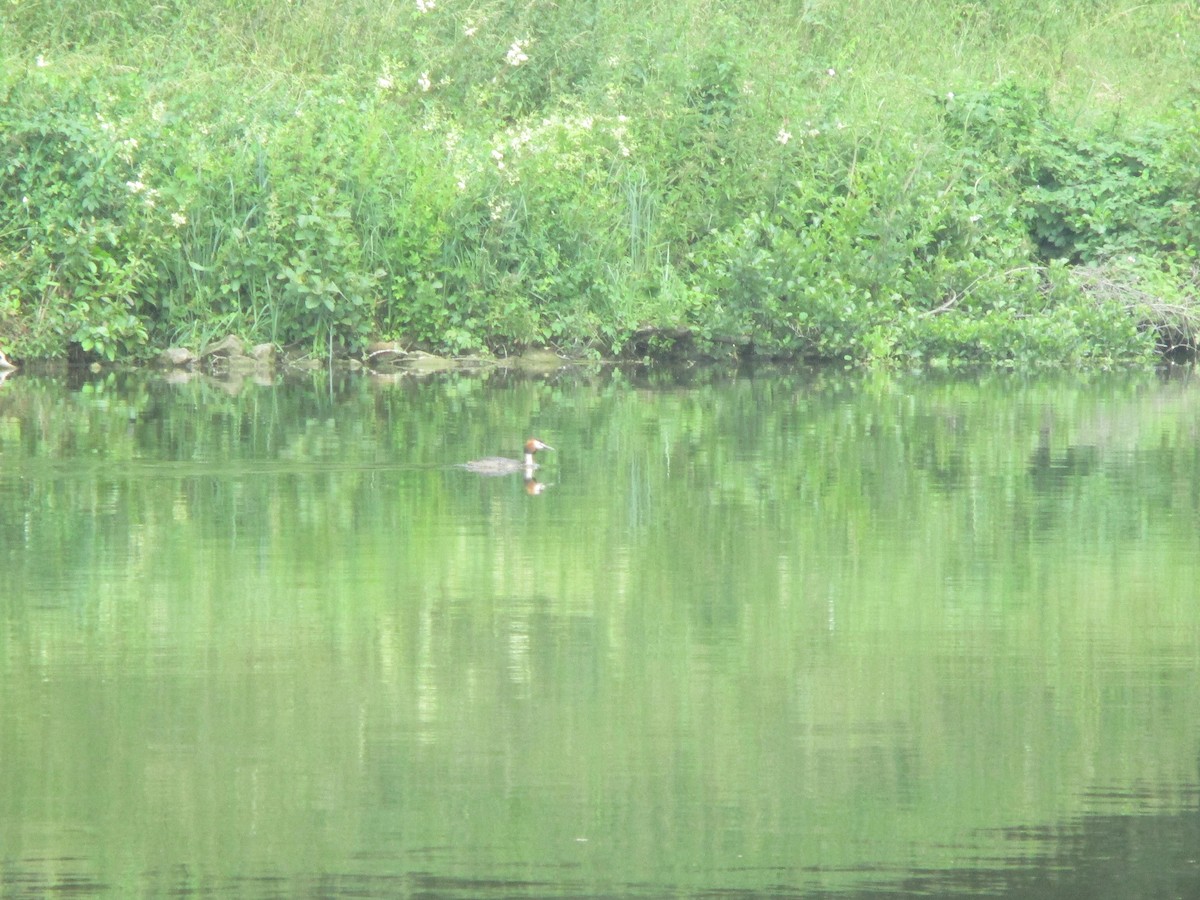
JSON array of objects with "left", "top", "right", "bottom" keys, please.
[{"left": 459, "top": 438, "right": 554, "bottom": 476}]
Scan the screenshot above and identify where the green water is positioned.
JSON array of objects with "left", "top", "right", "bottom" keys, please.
[{"left": 1, "top": 366, "right": 1198, "bottom": 898}]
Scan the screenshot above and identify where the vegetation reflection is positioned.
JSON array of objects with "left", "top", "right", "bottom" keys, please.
[{"left": 1, "top": 368, "right": 1198, "bottom": 894}]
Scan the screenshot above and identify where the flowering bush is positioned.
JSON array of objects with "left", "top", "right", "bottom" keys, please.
[
  {"left": 0, "top": 0, "right": 1192, "bottom": 365},
  {"left": 0, "top": 66, "right": 183, "bottom": 358}
]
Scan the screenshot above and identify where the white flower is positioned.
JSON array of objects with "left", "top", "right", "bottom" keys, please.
[
  {"left": 171, "top": 211, "right": 188, "bottom": 228},
  {"left": 463, "top": 22, "right": 477, "bottom": 37},
  {"left": 418, "top": 71, "right": 432, "bottom": 92},
  {"left": 415, "top": 0, "right": 435, "bottom": 12},
  {"left": 506, "top": 39, "right": 529, "bottom": 66},
  {"left": 826, "top": 67, "right": 837, "bottom": 77},
  {"left": 377, "top": 75, "right": 394, "bottom": 90},
  {"left": 776, "top": 127, "right": 792, "bottom": 145},
  {"left": 126, "top": 180, "right": 146, "bottom": 193},
  {"left": 35, "top": 54, "right": 48, "bottom": 68}
]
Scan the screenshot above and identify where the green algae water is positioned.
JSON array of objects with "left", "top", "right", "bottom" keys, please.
[{"left": 1, "top": 366, "right": 1198, "bottom": 898}]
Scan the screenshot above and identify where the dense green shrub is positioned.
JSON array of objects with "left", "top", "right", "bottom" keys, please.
[
  {"left": 0, "top": 1, "right": 1195, "bottom": 365},
  {"left": 0, "top": 70, "right": 171, "bottom": 359},
  {"left": 941, "top": 83, "right": 1200, "bottom": 264}
]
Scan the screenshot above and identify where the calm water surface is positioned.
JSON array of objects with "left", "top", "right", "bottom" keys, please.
[{"left": 1, "top": 365, "right": 1198, "bottom": 898}]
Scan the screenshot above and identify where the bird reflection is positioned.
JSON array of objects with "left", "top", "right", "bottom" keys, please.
[{"left": 524, "top": 475, "right": 551, "bottom": 496}]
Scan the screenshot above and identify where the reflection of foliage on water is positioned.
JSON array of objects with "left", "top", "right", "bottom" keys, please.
[{"left": 1, "top": 369, "right": 1198, "bottom": 886}]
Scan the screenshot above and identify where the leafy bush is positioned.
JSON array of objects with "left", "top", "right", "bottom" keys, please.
[
  {"left": 0, "top": 70, "right": 176, "bottom": 359},
  {"left": 0, "top": 2, "right": 1195, "bottom": 365},
  {"left": 942, "top": 83, "right": 1200, "bottom": 265}
]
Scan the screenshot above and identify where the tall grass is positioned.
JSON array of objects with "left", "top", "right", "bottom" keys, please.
[{"left": 1, "top": 0, "right": 1197, "bottom": 364}]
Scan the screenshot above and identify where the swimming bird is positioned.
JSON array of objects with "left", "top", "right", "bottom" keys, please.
[{"left": 459, "top": 438, "right": 554, "bottom": 476}]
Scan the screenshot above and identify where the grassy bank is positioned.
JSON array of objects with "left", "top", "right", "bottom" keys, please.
[{"left": 2, "top": 0, "right": 1198, "bottom": 366}]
